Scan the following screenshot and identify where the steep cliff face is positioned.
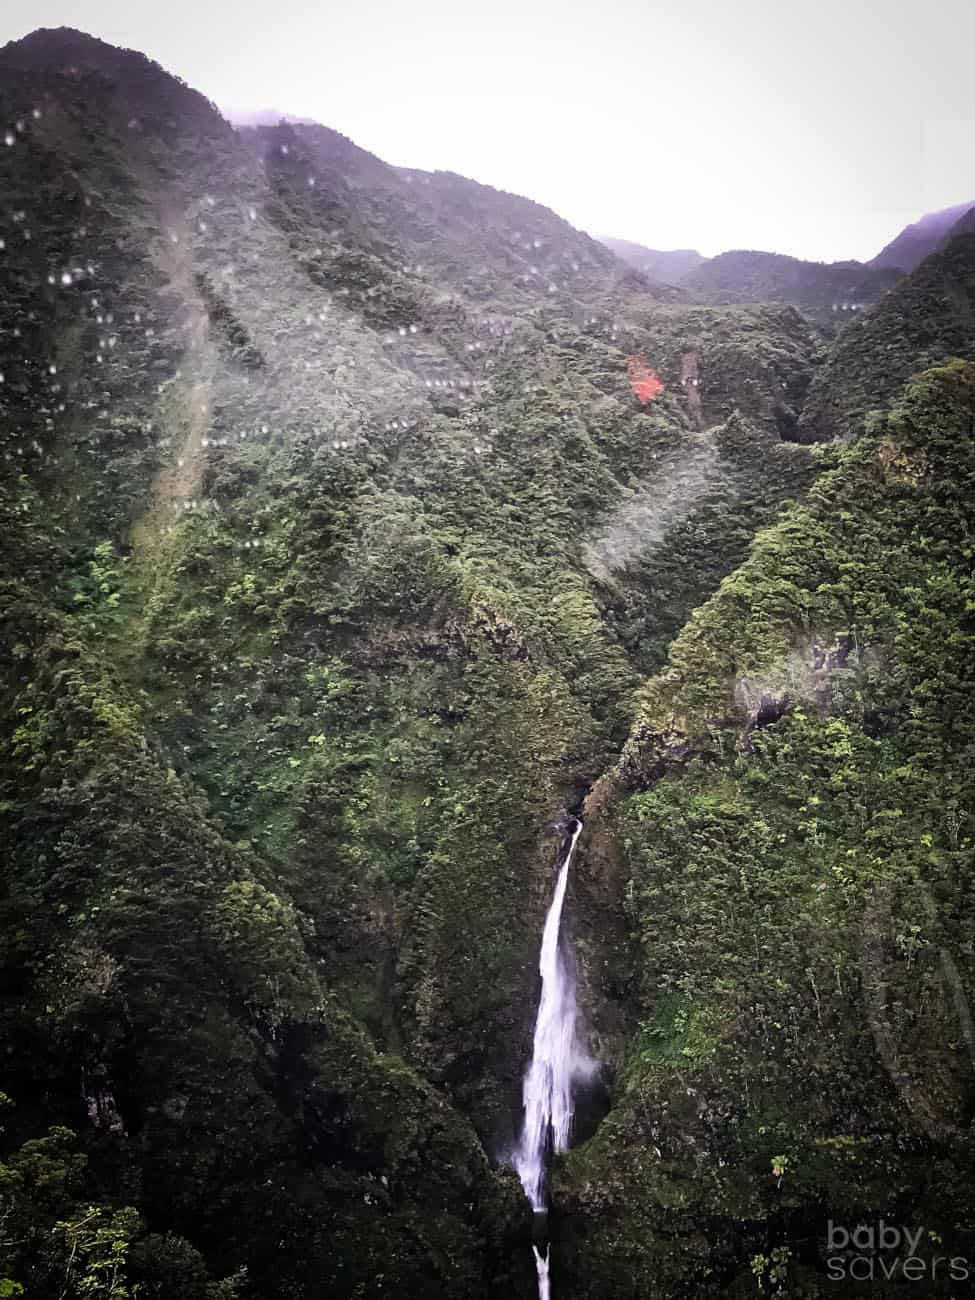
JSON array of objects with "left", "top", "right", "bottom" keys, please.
[{"left": 0, "top": 27, "right": 830, "bottom": 1300}]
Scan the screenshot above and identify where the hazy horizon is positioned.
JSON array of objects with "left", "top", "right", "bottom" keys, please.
[{"left": 2, "top": 0, "right": 973, "bottom": 262}]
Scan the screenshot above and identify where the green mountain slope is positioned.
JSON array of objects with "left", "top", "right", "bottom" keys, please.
[
  {"left": 0, "top": 26, "right": 832, "bottom": 1300},
  {"left": 799, "top": 225, "right": 975, "bottom": 441},
  {"left": 868, "top": 199, "right": 975, "bottom": 272},
  {"left": 3, "top": 24, "right": 974, "bottom": 1300},
  {"left": 683, "top": 249, "right": 903, "bottom": 332},
  {"left": 562, "top": 358, "right": 975, "bottom": 1297}
]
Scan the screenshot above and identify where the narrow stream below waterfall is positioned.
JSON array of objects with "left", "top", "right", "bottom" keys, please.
[{"left": 514, "top": 816, "right": 593, "bottom": 1298}]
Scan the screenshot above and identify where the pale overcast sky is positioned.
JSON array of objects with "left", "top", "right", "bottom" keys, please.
[{"left": 3, "top": 0, "right": 973, "bottom": 261}]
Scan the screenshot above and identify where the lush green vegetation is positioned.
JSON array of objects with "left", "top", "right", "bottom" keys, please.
[
  {"left": 2, "top": 25, "right": 973, "bottom": 1300},
  {"left": 799, "top": 229, "right": 975, "bottom": 440},
  {"left": 557, "top": 361, "right": 975, "bottom": 1296},
  {"left": 681, "top": 249, "right": 903, "bottom": 333}
]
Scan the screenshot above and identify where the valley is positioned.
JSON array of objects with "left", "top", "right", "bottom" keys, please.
[{"left": 1, "top": 26, "right": 974, "bottom": 1300}]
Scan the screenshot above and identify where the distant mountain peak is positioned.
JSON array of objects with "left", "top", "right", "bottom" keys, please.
[
  {"left": 223, "top": 107, "right": 319, "bottom": 128},
  {"left": 868, "top": 199, "right": 975, "bottom": 272},
  {"left": 0, "top": 24, "right": 226, "bottom": 135},
  {"left": 677, "top": 248, "right": 902, "bottom": 329},
  {"left": 1, "top": 25, "right": 154, "bottom": 72},
  {"left": 599, "top": 237, "right": 704, "bottom": 284}
]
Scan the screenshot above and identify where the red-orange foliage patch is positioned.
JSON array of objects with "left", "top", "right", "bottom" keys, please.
[{"left": 627, "top": 356, "right": 664, "bottom": 403}]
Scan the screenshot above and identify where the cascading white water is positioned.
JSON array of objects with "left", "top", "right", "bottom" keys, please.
[
  {"left": 532, "top": 1244, "right": 551, "bottom": 1300},
  {"left": 515, "top": 817, "right": 584, "bottom": 1207},
  {"left": 515, "top": 817, "right": 589, "bottom": 1295}
]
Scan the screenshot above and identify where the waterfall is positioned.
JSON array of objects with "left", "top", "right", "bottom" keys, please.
[
  {"left": 533, "top": 1244, "right": 551, "bottom": 1300},
  {"left": 515, "top": 816, "right": 588, "bottom": 1295}
]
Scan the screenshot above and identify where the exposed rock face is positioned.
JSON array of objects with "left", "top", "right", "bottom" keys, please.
[{"left": 678, "top": 348, "right": 703, "bottom": 427}]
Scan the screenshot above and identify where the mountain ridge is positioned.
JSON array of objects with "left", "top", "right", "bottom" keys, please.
[
  {"left": 598, "top": 237, "right": 704, "bottom": 285},
  {"left": 868, "top": 198, "right": 975, "bottom": 271}
]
